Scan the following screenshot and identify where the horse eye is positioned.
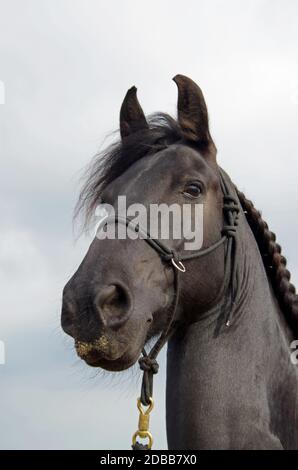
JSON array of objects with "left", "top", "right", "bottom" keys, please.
[{"left": 183, "top": 182, "right": 203, "bottom": 198}]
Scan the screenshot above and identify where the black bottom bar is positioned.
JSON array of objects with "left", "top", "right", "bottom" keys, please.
[{"left": 0, "top": 450, "right": 297, "bottom": 467}]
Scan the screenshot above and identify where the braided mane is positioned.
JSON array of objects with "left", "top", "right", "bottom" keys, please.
[{"left": 236, "top": 188, "right": 298, "bottom": 335}]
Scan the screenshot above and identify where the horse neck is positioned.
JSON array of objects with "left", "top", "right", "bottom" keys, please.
[{"left": 166, "top": 177, "right": 298, "bottom": 449}]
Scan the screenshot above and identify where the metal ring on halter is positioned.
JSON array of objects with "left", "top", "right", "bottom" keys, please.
[{"left": 171, "top": 258, "right": 186, "bottom": 272}]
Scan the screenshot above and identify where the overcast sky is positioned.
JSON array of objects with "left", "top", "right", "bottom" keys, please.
[{"left": 0, "top": 0, "right": 298, "bottom": 450}]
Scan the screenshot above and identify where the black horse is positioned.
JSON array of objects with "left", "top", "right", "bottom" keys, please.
[{"left": 61, "top": 75, "right": 298, "bottom": 449}]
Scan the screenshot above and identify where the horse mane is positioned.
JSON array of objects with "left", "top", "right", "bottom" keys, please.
[
  {"left": 235, "top": 188, "right": 298, "bottom": 335},
  {"left": 75, "top": 114, "right": 298, "bottom": 336},
  {"left": 75, "top": 113, "right": 183, "bottom": 225}
]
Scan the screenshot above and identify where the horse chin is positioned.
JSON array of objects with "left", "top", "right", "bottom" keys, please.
[
  {"left": 75, "top": 337, "right": 142, "bottom": 371},
  {"left": 81, "top": 349, "right": 140, "bottom": 371}
]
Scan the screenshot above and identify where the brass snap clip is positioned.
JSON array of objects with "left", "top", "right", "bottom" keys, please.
[{"left": 132, "top": 397, "right": 154, "bottom": 449}]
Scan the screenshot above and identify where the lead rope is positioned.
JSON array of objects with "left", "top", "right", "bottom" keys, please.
[{"left": 131, "top": 266, "right": 180, "bottom": 450}]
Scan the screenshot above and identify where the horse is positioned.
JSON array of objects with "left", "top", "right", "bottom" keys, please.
[{"left": 61, "top": 75, "right": 298, "bottom": 449}]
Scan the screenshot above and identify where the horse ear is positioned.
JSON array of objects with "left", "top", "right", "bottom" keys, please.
[
  {"left": 173, "top": 75, "right": 213, "bottom": 149},
  {"left": 120, "top": 86, "right": 148, "bottom": 140}
]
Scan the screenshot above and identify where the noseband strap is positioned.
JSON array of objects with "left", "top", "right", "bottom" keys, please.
[{"left": 99, "top": 170, "right": 240, "bottom": 436}]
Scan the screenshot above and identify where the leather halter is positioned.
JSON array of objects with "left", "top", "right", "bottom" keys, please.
[{"left": 98, "top": 169, "right": 240, "bottom": 409}]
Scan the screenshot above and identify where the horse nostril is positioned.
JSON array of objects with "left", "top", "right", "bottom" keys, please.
[
  {"left": 61, "top": 295, "right": 76, "bottom": 337},
  {"left": 95, "top": 283, "right": 132, "bottom": 330}
]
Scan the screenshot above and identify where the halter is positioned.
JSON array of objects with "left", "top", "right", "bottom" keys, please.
[{"left": 99, "top": 169, "right": 240, "bottom": 449}]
